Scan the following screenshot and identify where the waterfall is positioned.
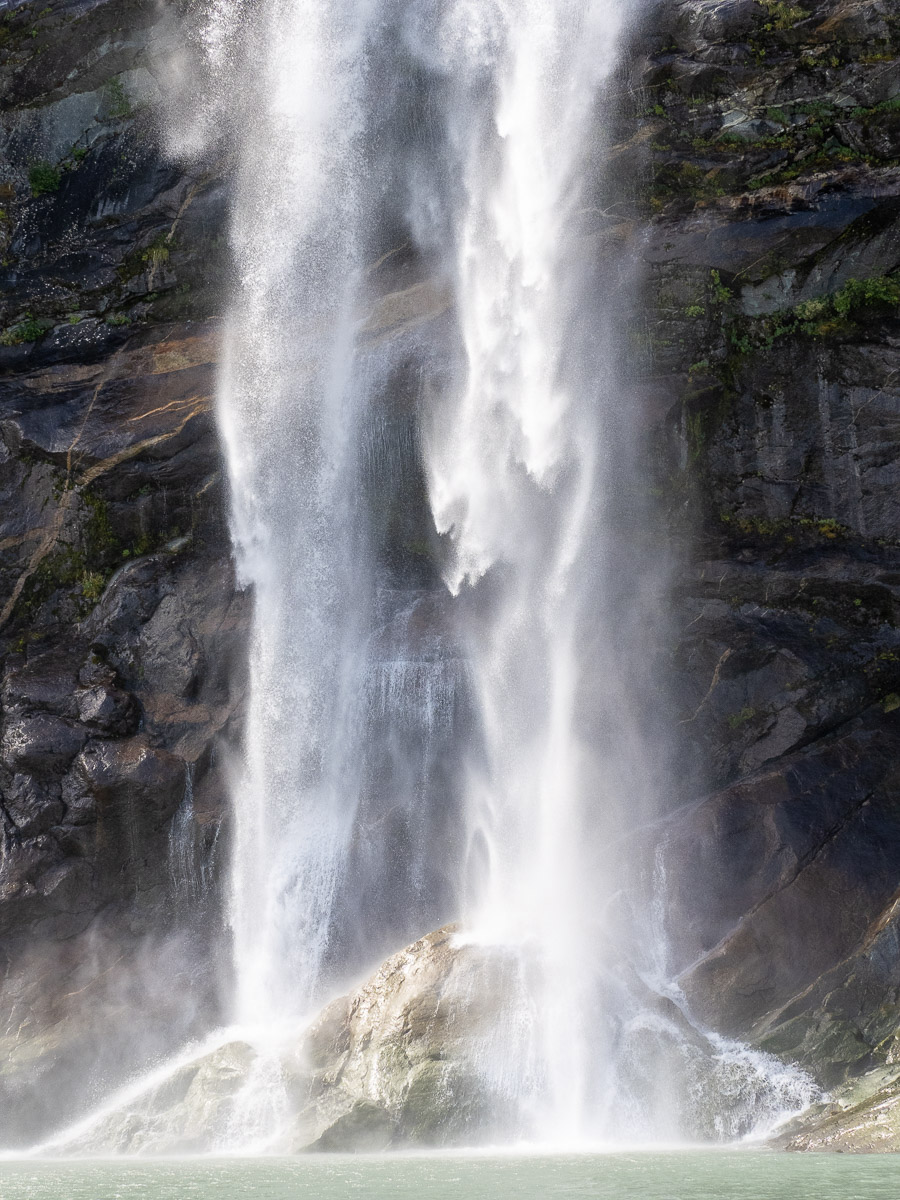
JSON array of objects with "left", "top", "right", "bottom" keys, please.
[
  {"left": 215, "top": 0, "right": 374, "bottom": 1029},
  {"left": 209, "top": 0, "right": 650, "bottom": 1089},
  {"left": 30, "top": 0, "right": 817, "bottom": 1153},
  {"left": 400, "top": 2, "right": 654, "bottom": 1141},
  {"left": 206, "top": 0, "right": 672, "bottom": 1141}
]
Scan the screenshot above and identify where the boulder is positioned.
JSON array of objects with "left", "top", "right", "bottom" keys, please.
[
  {"left": 43, "top": 924, "right": 818, "bottom": 1154},
  {"left": 774, "top": 1069, "right": 900, "bottom": 1152},
  {"left": 292, "top": 925, "right": 522, "bottom": 1150}
]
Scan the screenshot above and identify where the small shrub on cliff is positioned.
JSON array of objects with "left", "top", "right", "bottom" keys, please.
[
  {"left": 0, "top": 314, "right": 49, "bottom": 345},
  {"left": 710, "top": 270, "right": 732, "bottom": 304},
  {"left": 646, "top": 161, "right": 724, "bottom": 210},
  {"left": 759, "top": 1, "right": 805, "bottom": 31},
  {"left": 80, "top": 571, "right": 107, "bottom": 602},
  {"left": 794, "top": 298, "right": 828, "bottom": 323},
  {"left": 82, "top": 491, "right": 119, "bottom": 560},
  {"left": 28, "top": 162, "right": 60, "bottom": 197},
  {"left": 727, "top": 706, "right": 756, "bottom": 729},
  {"left": 833, "top": 276, "right": 900, "bottom": 317},
  {"left": 143, "top": 242, "right": 170, "bottom": 267},
  {"left": 103, "top": 77, "right": 133, "bottom": 120}
]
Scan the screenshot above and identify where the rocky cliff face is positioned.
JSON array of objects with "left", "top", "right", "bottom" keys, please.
[
  {"left": 0, "top": 0, "right": 246, "bottom": 1144},
  {"left": 627, "top": 0, "right": 900, "bottom": 1149},
  {"left": 1, "top": 0, "right": 900, "bottom": 1153}
]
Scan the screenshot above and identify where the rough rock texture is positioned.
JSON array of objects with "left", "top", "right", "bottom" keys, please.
[
  {"left": 623, "top": 0, "right": 900, "bottom": 1150},
  {"left": 773, "top": 1067, "right": 900, "bottom": 1150},
  {"left": 49, "top": 927, "right": 523, "bottom": 1154},
  {"left": 0, "top": 0, "right": 245, "bottom": 1146},
  {"left": 292, "top": 926, "right": 522, "bottom": 1151}
]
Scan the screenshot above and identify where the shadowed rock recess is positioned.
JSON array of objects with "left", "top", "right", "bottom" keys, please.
[{"left": 1, "top": 0, "right": 900, "bottom": 1153}]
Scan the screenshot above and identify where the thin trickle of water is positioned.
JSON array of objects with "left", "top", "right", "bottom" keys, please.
[
  {"left": 168, "top": 763, "right": 222, "bottom": 918},
  {"left": 169, "top": 764, "right": 197, "bottom": 906}
]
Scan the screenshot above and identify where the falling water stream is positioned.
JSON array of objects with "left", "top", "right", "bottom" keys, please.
[
  {"left": 202, "top": 0, "right": 815, "bottom": 1146},
  {"left": 17, "top": 0, "right": 819, "bottom": 1155},
  {"left": 211, "top": 0, "right": 665, "bottom": 1141}
]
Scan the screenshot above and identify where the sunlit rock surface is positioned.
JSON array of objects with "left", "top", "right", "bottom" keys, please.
[
  {"left": 773, "top": 1067, "right": 900, "bottom": 1151},
  {"left": 292, "top": 926, "right": 522, "bottom": 1151}
]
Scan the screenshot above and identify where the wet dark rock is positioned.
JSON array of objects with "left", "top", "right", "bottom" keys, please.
[
  {"left": 0, "top": 0, "right": 243, "bottom": 1149},
  {"left": 620, "top": 0, "right": 900, "bottom": 1151},
  {"left": 75, "top": 680, "right": 138, "bottom": 733},
  {"left": 4, "top": 775, "right": 64, "bottom": 838},
  {"left": 2, "top": 712, "right": 87, "bottom": 774}
]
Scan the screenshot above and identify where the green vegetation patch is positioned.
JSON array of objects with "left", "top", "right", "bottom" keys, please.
[
  {"left": 833, "top": 276, "right": 900, "bottom": 316},
  {"left": 722, "top": 274, "right": 900, "bottom": 359},
  {"left": 759, "top": 0, "right": 806, "bottom": 31},
  {"left": 11, "top": 485, "right": 184, "bottom": 627},
  {"left": 103, "top": 76, "right": 133, "bottom": 120},
  {"left": 720, "top": 512, "right": 848, "bottom": 541},
  {"left": 646, "top": 161, "right": 725, "bottom": 211},
  {"left": 28, "top": 162, "right": 61, "bottom": 197},
  {"left": 0, "top": 314, "right": 52, "bottom": 346},
  {"left": 727, "top": 706, "right": 757, "bottom": 729}
]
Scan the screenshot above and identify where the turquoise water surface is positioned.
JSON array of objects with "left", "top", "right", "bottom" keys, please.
[{"left": 0, "top": 1153, "right": 899, "bottom": 1200}]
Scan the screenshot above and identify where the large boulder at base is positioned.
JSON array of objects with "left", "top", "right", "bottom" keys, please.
[{"left": 291, "top": 925, "right": 523, "bottom": 1150}]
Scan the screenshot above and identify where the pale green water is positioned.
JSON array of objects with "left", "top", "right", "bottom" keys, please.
[{"left": 0, "top": 1153, "right": 899, "bottom": 1200}]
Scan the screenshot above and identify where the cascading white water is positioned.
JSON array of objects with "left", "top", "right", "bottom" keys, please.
[
  {"left": 206, "top": 1, "right": 663, "bottom": 1137},
  {"left": 215, "top": 0, "right": 376, "bottom": 1027},
  {"left": 25, "top": 0, "right": 819, "bottom": 1154},
  {"left": 401, "top": 0, "right": 649, "bottom": 1140},
  {"left": 191, "top": 0, "right": 817, "bottom": 1145}
]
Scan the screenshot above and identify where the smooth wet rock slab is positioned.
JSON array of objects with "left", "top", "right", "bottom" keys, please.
[{"left": 773, "top": 1066, "right": 900, "bottom": 1151}]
